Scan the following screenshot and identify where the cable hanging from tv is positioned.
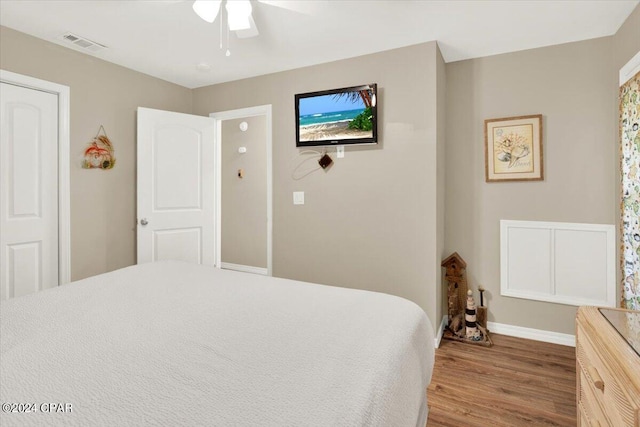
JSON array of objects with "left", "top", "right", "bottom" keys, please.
[{"left": 291, "top": 148, "right": 333, "bottom": 180}]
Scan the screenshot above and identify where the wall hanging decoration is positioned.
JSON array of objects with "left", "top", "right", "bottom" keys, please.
[
  {"left": 620, "top": 71, "right": 640, "bottom": 310},
  {"left": 82, "top": 125, "right": 115, "bottom": 169},
  {"left": 485, "top": 114, "right": 543, "bottom": 182}
]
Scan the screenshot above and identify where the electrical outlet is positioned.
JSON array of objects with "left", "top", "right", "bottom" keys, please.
[{"left": 293, "top": 191, "right": 304, "bottom": 205}]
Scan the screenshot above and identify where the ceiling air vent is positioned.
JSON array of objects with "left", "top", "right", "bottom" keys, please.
[{"left": 61, "top": 33, "right": 107, "bottom": 52}]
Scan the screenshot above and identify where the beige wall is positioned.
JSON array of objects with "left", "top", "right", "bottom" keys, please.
[
  {"left": 221, "top": 116, "right": 267, "bottom": 268},
  {"left": 436, "top": 47, "right": 446, "bottom": 322},
  {"left": 193, "top": 42, "right": 444, "bottom": 333},
  {"left": 0, "top": 26, "right": 193, "bottom": 281},
  {"left": 4, "top": 4, "right": 638, "bottom": 337},
  {"left": 613, "top": 4, "right": 640, "bottom": 72},
  {"left": 445, "top": 37, "right": 617, "bottom": 335}
]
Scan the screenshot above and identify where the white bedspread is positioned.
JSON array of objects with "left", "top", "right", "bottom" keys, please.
[{"left": 1, "top": 261, "right": 434, "bottom": 426}]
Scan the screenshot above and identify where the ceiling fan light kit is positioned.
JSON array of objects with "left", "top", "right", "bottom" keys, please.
[
  {"left": 193, "top": 0, "right": 258, "bottom": 56},
  {"left": 192, "top": 0, "right": 221, "bottom": 23},
  {"left": 193, "top": 0, "right": 253, "bottom": 30},
  {"left": 226, "top": 0, "right": 253, "bottom": 31}
]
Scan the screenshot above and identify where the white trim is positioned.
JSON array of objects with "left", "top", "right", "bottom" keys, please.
[
  {"left": 210, "top": 105, "right": 273, "bottom": 276},
  {"left": 500, "top": 220, "right": 616, "bottom": 307},
  {"left": 220, "top": 262, "right": 268, "bottom": 276},
  {"left": 433, "top": 315, "right": 574, "bottom": 348},
  {"left": 434, "top": 315, "right": 448, "bottom": 348},
  {"left": 0, "top": 70, "right": 71, "bottom": 285},
  {"left": 487, "top": 321, "right": 575, "bottom": 347},
  {"left": 619, "top": 49, "right": 640, "bottom": 86}
]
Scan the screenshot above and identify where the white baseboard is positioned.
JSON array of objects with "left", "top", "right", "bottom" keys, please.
[
  {"left": 434, "top": 315, "right": 448, "bottom": 348},
  {"left": 487, "top": 321, "right": 575, "bottom": 347},
  {"left": 220, "top": 262, "right": 268, "bottom": 276},
  {"left": 435, "top": 315, "right": 575, "bottom": 347}
]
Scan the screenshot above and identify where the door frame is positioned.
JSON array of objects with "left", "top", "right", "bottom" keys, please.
[
  {"left": 210, "top": 105, "right": 273, "bottom": 276},
  {"left": 0, "top": 70, "right": 71, "bottom": 285}
]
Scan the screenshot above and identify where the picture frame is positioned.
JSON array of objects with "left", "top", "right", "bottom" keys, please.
[{"left": 484, "top": 114, "right": 543, "bottom": 182}]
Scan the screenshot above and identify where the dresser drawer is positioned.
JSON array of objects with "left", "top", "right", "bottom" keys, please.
[
  {"left": 579, "top": 400, "right": 601, "bottom": 427},
  {"left": 576, "top": 324, "right": 639, "bottom": 426},
  {"left": 579, "top": 370, "right": 606, "bottom": 426}
]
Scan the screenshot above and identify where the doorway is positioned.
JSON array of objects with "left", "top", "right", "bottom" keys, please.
[
  {"left": 0, "top": 70, "right": 70, "bottom": 300},
  {"left": 210, "top": 105, "right": 272, "bottom": 276}
]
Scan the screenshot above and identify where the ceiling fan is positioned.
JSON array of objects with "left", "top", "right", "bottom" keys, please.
[
  {"left": 193, "top": 0, "right": 258, "bottom": 38},
  {"left": 192, "top": 0, "right": 315, "bottom": 39}
]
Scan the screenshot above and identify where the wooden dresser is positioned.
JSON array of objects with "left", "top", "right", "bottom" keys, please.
[{"left": 576, "top": 306, "right": 640, "bottom": 426}]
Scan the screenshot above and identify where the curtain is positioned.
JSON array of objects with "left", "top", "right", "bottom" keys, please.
[{"left": 621, "top": 71, "right": 640, "bottom": 310}]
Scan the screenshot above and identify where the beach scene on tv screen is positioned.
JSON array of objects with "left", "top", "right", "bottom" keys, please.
[{"left": 299, "top": 88, "right": 374, "bottom": 142}]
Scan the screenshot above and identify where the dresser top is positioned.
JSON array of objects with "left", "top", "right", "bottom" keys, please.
[{"left": 599, "top": 308, "right": 640, "bottom": 357}]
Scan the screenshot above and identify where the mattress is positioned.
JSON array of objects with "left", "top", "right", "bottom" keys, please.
[{"left": 0, "top": 261, "right": 434, "bottom": 426}]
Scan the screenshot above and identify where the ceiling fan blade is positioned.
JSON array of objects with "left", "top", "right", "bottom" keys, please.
[
  {"left": 257, "top": 0, "right": 318, "bottom": 15},
  {"left": 236, "top": 14, "right": 259, "bottom": 38}
]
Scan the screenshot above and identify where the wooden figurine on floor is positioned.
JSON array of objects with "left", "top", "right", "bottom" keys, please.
[
  {"left": 476, "top": 285, "right": 487, "bottom": 329},
  {"left": 465, "top": 290, "right": 481, "bottom": 341},
  {"left": 441, "top": 252, "right": 468, "bottom": 324},
  {"left": 441, "top": 252, "right": 492, "bottom": 346}
]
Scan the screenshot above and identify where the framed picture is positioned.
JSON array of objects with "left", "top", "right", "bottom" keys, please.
[{"left": 485, "top": 114, "right": 543, "bottom": 182}]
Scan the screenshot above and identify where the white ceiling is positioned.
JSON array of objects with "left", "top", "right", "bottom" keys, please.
[{"left": 1, "top": 0, "right": 638, "bottom": 89}]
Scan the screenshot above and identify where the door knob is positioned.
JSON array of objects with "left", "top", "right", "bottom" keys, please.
[{"left": 140, "top": 218, "right": 148, "bottom": 226}]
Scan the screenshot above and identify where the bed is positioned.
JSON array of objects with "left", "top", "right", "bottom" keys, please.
[{"left": 0, "top": 261, "right": 434, "bottom": 426}]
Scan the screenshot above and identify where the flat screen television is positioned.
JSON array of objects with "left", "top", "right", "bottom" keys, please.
[{"left": 295, "top": 83, "right": 377, "bottom": 147}]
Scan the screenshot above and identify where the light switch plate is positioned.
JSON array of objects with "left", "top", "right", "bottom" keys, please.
[
  {"left": 293, "top": 191, "right": 304, "bottom": 205},
  {"left": 336, "top": 146, "right": 344, "bottom": 158}
]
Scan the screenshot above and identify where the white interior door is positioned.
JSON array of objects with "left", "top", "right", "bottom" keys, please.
[
  {"left": 0, "top": 82, "right": 58, "bottom": 300},
  {"left": 137, "top": 107, "right": 216, "bottom": 265}
]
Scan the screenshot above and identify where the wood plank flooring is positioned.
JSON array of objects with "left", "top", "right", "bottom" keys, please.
[{"left": 427, "top": 334, "right": 576, "bottom": 427}]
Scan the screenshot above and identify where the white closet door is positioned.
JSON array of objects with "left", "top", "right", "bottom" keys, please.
[
  {"left": 136, "top": 107, "right": 216, "bottom": 266},
  {"left": 0, "top": 82, "right": 58, "bottom": 300}
]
